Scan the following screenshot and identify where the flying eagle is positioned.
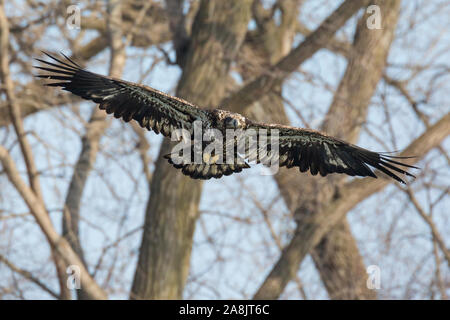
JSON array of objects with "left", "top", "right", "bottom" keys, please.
[{"left": 35, "top": 52, "right": 417, "bottom": 183}]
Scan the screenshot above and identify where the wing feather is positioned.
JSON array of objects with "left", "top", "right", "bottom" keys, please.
[
  {"left": 35, "top": 53, "right": 418, "bottom": 183},
  {"left": 246, "top": 121, "right": 417, "bottom": 184},
  {"left": 35, "top": 52, "right": 210, "bottom": 138}
]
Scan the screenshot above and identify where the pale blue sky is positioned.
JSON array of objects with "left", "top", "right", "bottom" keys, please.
[{"left": 0, "top": 0, "right": 448, "bottom": 299}]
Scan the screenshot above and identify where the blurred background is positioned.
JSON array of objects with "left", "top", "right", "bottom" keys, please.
[{"left": 0, "top": 0, "right": 448, "bottom": 299}]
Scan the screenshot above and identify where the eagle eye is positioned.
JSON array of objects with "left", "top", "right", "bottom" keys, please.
[{"left": 224, "top": 116, "right": 239, "bottom": 129}]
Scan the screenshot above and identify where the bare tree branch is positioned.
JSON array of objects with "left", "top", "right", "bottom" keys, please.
[
  {"left": 0, "top": 0, "right": 71, "bottom": 299},
  {"left": 402, "top": 187, "right": 450, "bottom": 267},
  {"left": 253, "top": 112, "right": 450, "bottom": 299},
  {"left": 61, "top": 0, "right": 126, "bottom": 300},
  {"left": 0, "top": 254, "right": 59, "bottom": 299},
  {"left": 0, "top": 145, "right": 108, "bottom": 299},
  {"left": 130, "top": 0, "right": 253, "bottom": 300},
  {"left": 0, "top": 1, "right": 172, "bottom": 129},
  {"left": 223, "top": 0, "right": 370, "bottom": 113},
  {"left": 0, "top": 1, "right": 42, "bottom": 199},
  {"left": 245, "top": 0, "right": 402, "bottom": 300}
]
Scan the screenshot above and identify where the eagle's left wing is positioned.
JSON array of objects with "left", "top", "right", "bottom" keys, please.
[
  {"left": 245, "top": 121, "right": 417, "bottom": 184},
  {"left": 35, "top": 52, "right": 210, "bottom": 137}
]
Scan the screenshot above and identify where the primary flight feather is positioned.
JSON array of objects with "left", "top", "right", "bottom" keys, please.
[{"left": 35, "top": 52, "right": 417, "bottom": 183}]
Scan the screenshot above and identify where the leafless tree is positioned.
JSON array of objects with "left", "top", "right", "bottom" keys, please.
[{"left": 0, "top": 0, "right": 448, "bottom": 300}]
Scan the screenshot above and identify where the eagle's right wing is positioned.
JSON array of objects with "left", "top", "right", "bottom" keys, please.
[
  {"left": 245, "top": 121, "right": 418, "bottom": 184},
  {"left": 35, "top": 52, "right": 210, "bottom": 138}
]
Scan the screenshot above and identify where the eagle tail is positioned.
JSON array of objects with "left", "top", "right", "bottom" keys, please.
[{"left": 163, "top": 154, "right": 250, "bottom": 179}]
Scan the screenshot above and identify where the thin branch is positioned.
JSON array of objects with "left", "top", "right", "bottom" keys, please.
[
  {"left": 223, "top": 0, "right": 370, "bottom": 113},
  {"left": 0, "top": 1, "right": 42, "bottom": 199},
  {"left": 61, "top": 0, "right": 126, "bottom": 300},
  {"left": 384, "top": 75, "right": 450, "bottom": 165},
  {"left": 0, "top": 254, "right": 59, "bottom": 299},
  {"left": 402, "top": 187, "right": 450, "bottom": 267},
  {"left": 0, "top": 145, "right": 107, "bottom": 299},
  {"left": 253, "top": 112, "right": 450, "bottom": 299},
  {"left": 0, "top": 1, "right": 72, "bottom": 299},
  {"left": 131, "top": 122, "right": 152, "bottom": 183},
  {"left": 432, "top": 240, "right": 448, "bottom": 299}
]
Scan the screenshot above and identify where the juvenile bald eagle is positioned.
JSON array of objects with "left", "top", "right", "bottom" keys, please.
[{"left": 35, "top": 52, "right": 417, "bottom": 183}]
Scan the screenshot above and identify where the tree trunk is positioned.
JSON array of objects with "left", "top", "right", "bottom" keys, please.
[
  {"left": 311, "top": 0, "right": 401, "bottom": 300},
  {"left": 62, "top": 0, "right": 126, "bottom": 300},
  {"left": 253, "top": 0, "right": 402, "bottom": 299},
  {"left": 130, "top": 0, "right": 252, "bottom": 299},
  {"left": 252, "top": 111, "right": 450, "bottom": 299}
]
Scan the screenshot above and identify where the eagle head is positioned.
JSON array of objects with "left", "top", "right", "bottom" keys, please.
[{"left": 221, "top": 111, "right": 246, "bottom": 129}]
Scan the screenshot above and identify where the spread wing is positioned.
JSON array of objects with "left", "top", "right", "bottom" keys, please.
[
  {"left": 34, "top": 52, "right": 210, "bottom": 137},
  {"left": 245, "top": 121, "right": 418, "bottom": 184},
  {"left": 35, "top": 53, "right": 417, "bottom": 183},
  {"left": 35, "top": 52, "right": 246, "bottom": 180}
]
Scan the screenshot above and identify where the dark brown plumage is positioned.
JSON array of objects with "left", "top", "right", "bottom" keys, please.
[{"left": 35, "top": 52, "right": 418, "bottom": 183}]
